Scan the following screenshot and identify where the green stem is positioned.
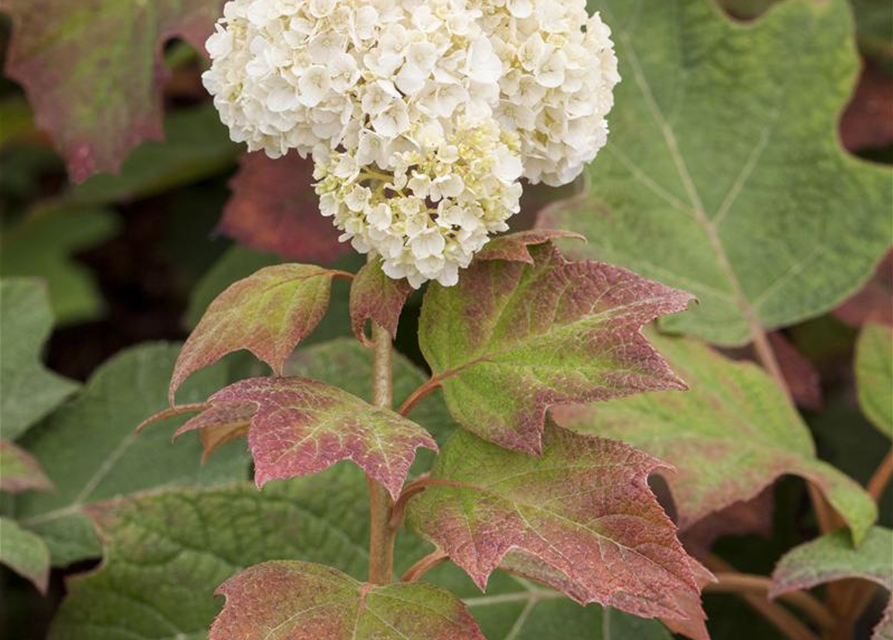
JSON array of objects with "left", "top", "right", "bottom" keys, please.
[{"left": 367, "top": 319, "right": 397, "bottom": 585}]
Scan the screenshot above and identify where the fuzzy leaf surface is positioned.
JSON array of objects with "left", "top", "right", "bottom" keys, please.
[
  {"left": 350, "top": 257, "right": 413, "bottom": 345},
  {"left": 856, "top": 323, "right": 893, "bottom": 438},
  {"left": 15, "top": 343, "right": 248, "bottom": 566},
  {"left": 2, "top": 0, "right": 223, "bottom": 181},
  {"left": 406, "top": 426, "right": 705, "bottom": 626},
  {"left": 554, "top": 334, "right": 877, "bottom": 542},
  {"left": 212, "top": 561, "right": 486, "bottom": 640},
  {"left": 772, "top": 528, "right": 892, "bottom": 640},
  {"left": 419, "top": 242, "right": 692, "bottom": 454},
  {"left": 0, "top": 441, "right": 53, "bottom": 493},
  {"left": 0, "top": 279, "right": 78, "bottom": 439},
  {"left": 475, "top": 230, "right": 585, "bottom": 265},
  {"left": 177, "top": 376, "right": 436, "bottom": 499},
  {"left": 542, "top": 0, "right": 892, "bottom": 345},
  {"left": 0, "top": 517, "right": 50, "bottom": 593},
  {"left": 171, "top": 264, "right": 343, "bottom": 403},
  {"left": 219, "top": 152, "right": 349, "bottom": 263}
]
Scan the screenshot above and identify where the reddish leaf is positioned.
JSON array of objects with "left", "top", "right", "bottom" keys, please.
[
  {"left": 219, "top": 152, "right": 350, "bottom": 263},
  {"left": 406, "top": 425, "right": 707, "bottom": 628},
  {"left": 840, "top": 63, "right": 893, "bottom": 152},
  {"left": 769, "top": 332, "right": 823, "bottom": 412},
  {"left": 476, "top": 230, "right": 585, "bottom": 264},
  {"left": 212, "top": 561, "right": 486, "bottom": 640},
  {"left": 681, "top": 488, "right": 775, "bottom": 558},
  {"left": 418, "top": 242, "right": 693, "bottom": 455},
  {"left": 834, "top": 251, "right": 893, "bottom": 327},
  {"left": 176, "top": 377, "right": 436, "bottom": 499},
  {"left": 2, "top": 0, "right": 223, "bottom": 182},
  {"left": 170, "top": 264, "right": 348, "bottom": 403},
  {"left": 350, "top": 258, "right": 413, "bottom": 346},
  {"left": 0, "top": 441, "right": 53, "bottom": 493}
]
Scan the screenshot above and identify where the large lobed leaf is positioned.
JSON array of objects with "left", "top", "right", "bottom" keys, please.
[
  {"left": 176, "top": 376, "right": 437, "bottom": 500},
  {"left": 543, "top": 0, "right": 891, "bottom": 345},
  {"left": 772, "top": 528, "right": 893, "bottom": 640},
  {"left": 554, "top": 334, "right": 877, "bottom": 543},
  {"left": 15, "top": 343, "right": 248, "bottom": 566},
  {"left": 418, "top": 241, "right": 693, "bottom": 455},
  {"left": 1, "top": 0, "right": 224, "bottom": 181},
  {"left": 212, "top": 561, "right": 486, "bottom": 640},
  {"left": 170, "top": 264, "right": 348, "bottom": 403},
  {"left": 406, "top": 425, "right": 707, "bottom": 633},
  {"left": 0, "top": 278, "right": 78, "bottom": 439},
  {"left": 856, "top": 323, "right": 893, "bottom": 439}
]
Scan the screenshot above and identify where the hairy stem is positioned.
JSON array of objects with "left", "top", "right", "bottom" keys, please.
[
  {"left": 400, "top": 550, "right": 449, "bottom": 583},
  {"left": 367, "top": 319, "right": 397, "bottom": 585},
  {"left": 397, "top": 376, "right": 442, "bottom": 416},
  {"left": 706, "top": 556, "right": 823, "bottom": 640}
]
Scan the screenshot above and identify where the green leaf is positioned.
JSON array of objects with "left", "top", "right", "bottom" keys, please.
[
  {"left": 418, "top": 242, "right": 693, "bottom": 455},
  {"left": 543, "top": 0, "right": 892, "bottom": 345},
  {"left": 176, "top": 376, "right": 437, "bottom": 499},
  {"left": 0, "top": 441, "right": 53, "bottom": 493},
  {"left": 406, "top": 425, "right": 706, "bottom": 630},
  {"left": 14, "top": 343, "right": 248, "bottom": 566},
  {"left": 772, "top": 528, "right": 892, "bottom": 640},
  {"left": 3, "top": 0, "right": 223, "bottom": 181},
  {"left": 0, "top": 209, "right": 119, "bottom": 325},
  {"left": 0, "top": 279, "right": 78, "bottom": 439},
  {"left": 350, "top": 257, "right": 413, "bottom": 345},
  {"left": 856, "top": 323, "right": 893, "bottom": 438},
  {"left": 65, "top": 105, "right": 239, "bottom": 206},
  {"left": 171, "top": 264, "right": 350, "bottom": 403},
  {"left": 0, "top": 516, "right": 50, "bottom": 594},
  {"left": 554, "top": 333, "right": 877, "bottom": 544},
  {"left": 211, "top": 561, "right": 486, "bottom": 640}
]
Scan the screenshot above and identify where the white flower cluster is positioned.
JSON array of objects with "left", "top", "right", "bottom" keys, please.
[{"left": 203, "top": 0, "right": 617, "bottom": 286}]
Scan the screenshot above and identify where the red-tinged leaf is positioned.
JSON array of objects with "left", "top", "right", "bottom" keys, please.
[
  {"left": 212, "top": 561, "right": 486, "bottom": 640},
  {"left": 350, "top": 258, "right": 413, "bottom": 346},
  {"left": 769, "top": 332, "right": 822, "bottom": 412},
  {"left": 170, "top": 264, "right": 348, "bottom": 403},
  {"left": 406, "top": 425, "right": 707, "bottom": 626},
  {"left": 418, "top": 242, "right": 693, "bottom": 455},
  {"left": 0, "top": 517, "right": 50, "bottom": 594},
  {"left": 219, "top": 152, "right": 350, "bottom": 263},
  {"left": 476, "top": 230, "right": 585, "bottom": 264},
  {"left": 191, "top": 404, "right": 254, "bottom": 462},
  {"left": 835, "top": 251, "right": 893, "bottom": 327},
  {"left": 840, "top": 63, "right": 893, "bottom": 152},
  {"left": 554, "top": 333, "right": 877, "bottom": 544},
  {"left": 0, "top": 441, "right": 53, "bottom": 493},
  {"left": 772, "top": 528, "right": 892, "bottom": 640},
  {"left": 681, "top": 487, "right": 775, "bottom": 558},
  {"left": 176, "top": 377, "right": 436, "bottom": 499},
  {"left": 2, "top": 0, "right": 223, "bottom": 182}
]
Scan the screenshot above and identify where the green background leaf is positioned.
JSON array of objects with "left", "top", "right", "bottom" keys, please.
[
  {"left": 0, "top": 517, "right": 51, "bottom": 593},
  {"left": 856, "top": 323, "right": 893, "bottom": 438},
  {"left": 543, "top": 0, "right": 891, "bottom": 345}
]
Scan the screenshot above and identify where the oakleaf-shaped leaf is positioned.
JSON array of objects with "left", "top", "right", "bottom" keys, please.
[
  {"left": 0, "top": 441, "right": 53, "bottom": 493},
  {"left": 475, "top": 230, "right": 585, "bottom": 264},
  {"left": 0, "top": 517, "right": 50, "bottom": 593},
  {"left": 554, "top": 334, "right": 877, "bottom": 543},
  {"left": 0, "top": 278, "right": 78, "bottom": 439},
  {"left": 406, "top": 425, "right": 706, "bottom": 628},
  {"left": 418, "top": 242, "right": 692, "bottom": 454},
  {"left": 176, "top": 376, "right": 437, "bottom": 499},
  {"left": 350, "top": 258, "right": 413, "bottom": 345},
  {"left": 212, "top": 561, "right": 486, "bottom": 640},
  {"left": 219, "top": 152, "right": 349, "bottom": 263},
  {"left": 856, "top": 323, "right": 893, "bottom": 438},
  {"left": 15, "top": 343, "right": 248, "bottom": 566},
  {"left": 170, "top": 264, "right": 349, "bottom": 403},
  {"left": 542, "top": 0, "right": 891, "bottom": 345},
  {"left": 772, "top": 528, "right": 892, "bottom": 640},
  {"left": 2, "top": 0, "right": 223, "bottom": 181}
]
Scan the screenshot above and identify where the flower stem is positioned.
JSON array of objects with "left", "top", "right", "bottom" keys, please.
[{"left": 367, "top": 319, "right": 397, "bottom": 585}]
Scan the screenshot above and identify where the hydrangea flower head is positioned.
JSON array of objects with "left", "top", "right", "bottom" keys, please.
[{"left": 203, "top": 0, "right": 618, "bottom": 286}]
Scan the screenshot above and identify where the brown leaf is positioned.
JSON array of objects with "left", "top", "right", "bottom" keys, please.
[
  {"left": 834, "top": 250, "right": 893, "bottom": 327},
  {"left": 840, "top": 63, "right": 893, "bottom": 152}
]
